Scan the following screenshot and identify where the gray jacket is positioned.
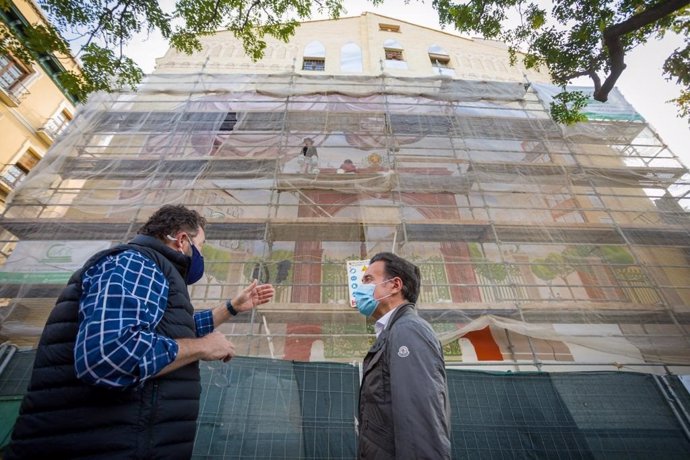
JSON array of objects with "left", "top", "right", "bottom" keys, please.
[{"left": 357, "top": 303, "right": 451, "bottom": 459}]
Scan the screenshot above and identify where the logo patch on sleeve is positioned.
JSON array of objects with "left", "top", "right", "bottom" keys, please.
[{"left": 397, "top": 346, "right": 410, "bottom": 358}]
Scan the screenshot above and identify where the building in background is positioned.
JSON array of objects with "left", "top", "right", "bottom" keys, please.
[
  {"left": 0, "top": 0, "right": 80, "bottom": 210},
  {"left": 0, "top": 12, "right": 689, "bottom": 373}
]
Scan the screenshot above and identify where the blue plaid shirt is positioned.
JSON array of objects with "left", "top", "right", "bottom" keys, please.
[{"left": 74, "top": 250, "right": 215, "bottom": 388}]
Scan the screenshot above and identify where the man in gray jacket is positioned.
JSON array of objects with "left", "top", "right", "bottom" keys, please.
[{"left": 353, "top": 252, "right": 451, "bottom": 459}]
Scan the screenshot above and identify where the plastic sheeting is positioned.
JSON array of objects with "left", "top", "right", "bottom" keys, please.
[
  {"left": 0, "top": 71, "right": 689, "bottom": 372},
  {"left": 532, "top": 82, "right": 645, "bottom": 122}
]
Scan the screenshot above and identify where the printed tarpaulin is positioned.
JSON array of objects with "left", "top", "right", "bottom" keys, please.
[{"left": 0, "top": 70, "right": 689, "bottom": 372}]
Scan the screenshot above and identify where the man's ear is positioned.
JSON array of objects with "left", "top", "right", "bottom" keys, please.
[
  {"left": 392, "top": 277, "right": 403, "bottom": 294},
  {"left": 176, "top": 232, "right": 190, "bottom": 250},
  {"left": 166, "top": 231, "right": 185, "bottom": 251}
]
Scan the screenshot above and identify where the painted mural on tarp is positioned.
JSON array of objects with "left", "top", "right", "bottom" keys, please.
[
  {"left": 0, "top": 240, "right": 111, "bottom": 284},
  {"left": 1, "top": 30, "right": 688, "bottom": 369}
]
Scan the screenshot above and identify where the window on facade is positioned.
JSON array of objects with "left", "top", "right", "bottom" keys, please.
[
  {"left": 302, "top": 41, "right": 326, "bottom": 71},
  {"left": 1, "top": 164, "right": 27, "bottom": 188},
  {"left": 15, "top": 148, "right": 40, "bottom": 171},
  {"left": 428, "top": 45, "right": 455, "bottom": 76},
  {"left": 0, "top": 54, "right": 30, "bottom": 91},
  {"left": 429, "top": 54, "right": 451, "bottom": 67},
  {"left": 1, "top": 149, "right": 39, "bottom": 188},
  {"left": 45, "top": 109, "right": 73, "bottom": 137},
  {"left": 428, "top": 45, "right": 450, "bottom": 67},
  {"left": 384, "top": 40, "right": 404, "bottom": 60},
  {"left": 385, "top": 49, "right": 403, "bottom": 61},
  {"left": 383, "top": 39, "right": 408, "bottom": 70},
  {"left": 340, "top": 43, "right": 363, "bottom": 72},
  {"left": 302, "top": 58, "right": 325, "bottom": 71},
  {"left": 379, "top": 23, "right": 400, "bottom": 32}
]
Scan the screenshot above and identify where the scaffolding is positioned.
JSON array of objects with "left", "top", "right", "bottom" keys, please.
[{"left": 0, "top": 70, "right": 689, "bottom": 371}]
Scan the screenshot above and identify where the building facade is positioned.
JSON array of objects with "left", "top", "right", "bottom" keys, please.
[
  {"left": 0, "top": 0, "right": 80, "bottom": 210},
  {"left": 0, "top": 13, "right": 689, "bottom": 372}
]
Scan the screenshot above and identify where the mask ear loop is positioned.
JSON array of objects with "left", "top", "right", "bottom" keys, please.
[
  {"left": 166, "top": 233, "right": 187, "bottom": 252},
  {"left": 381, "top": 277, "right": 402, "bottom": 299}
]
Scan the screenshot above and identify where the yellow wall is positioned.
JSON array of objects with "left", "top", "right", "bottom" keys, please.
[
  {"left": 0, "top": 0, "right": 80, "bottom": 206},
  {"left": 157, "top": 12, "right": 548, "bottom": 83}
]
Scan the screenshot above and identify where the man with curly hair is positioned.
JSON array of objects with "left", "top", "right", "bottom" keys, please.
[{"left": 7, "top": 204, "right": 275, "bottom": 459}]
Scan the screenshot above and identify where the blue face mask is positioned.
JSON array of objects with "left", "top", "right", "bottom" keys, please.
[
  {"left": 186, "top": 242, "right": 204, "bottom": 284},
  {"left": 353, "top": 280, "right": 392, "bottom": 317},
  {"left": 169, "top": 233, "right": 205, "bottom": 284}
]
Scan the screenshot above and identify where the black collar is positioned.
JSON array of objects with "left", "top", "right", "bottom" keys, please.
[{"left": 129, "top": 234, "right": 190, "bottom": 278}]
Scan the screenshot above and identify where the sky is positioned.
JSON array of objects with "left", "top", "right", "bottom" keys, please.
[{"left": 123, "top": 0, "right": 690, "bottom": 167}]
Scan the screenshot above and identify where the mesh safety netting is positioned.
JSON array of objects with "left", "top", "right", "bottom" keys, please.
[{"left": 2, "top": 352, "right": 690, "bottom": 458}]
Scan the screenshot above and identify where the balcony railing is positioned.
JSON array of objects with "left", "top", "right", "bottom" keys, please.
[
  {"left": 0, "top": 163, "right": 26, "bottom": 190},
  {"left": 37, "top": 116, "right": 70, "bottom": 144}
]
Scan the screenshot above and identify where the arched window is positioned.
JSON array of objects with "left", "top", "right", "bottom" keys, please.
[
  {"left": 340, "top": 43, "right": 363, "bottom": 72},
  {"left": 383, "top": 39, "right": 407, "bottom": 70},
  {"left": 302, "top": 41, "right": 325, "bottom": 71},
  {"left": 428, "top": 45, "right": 455, "bottom": 76}
]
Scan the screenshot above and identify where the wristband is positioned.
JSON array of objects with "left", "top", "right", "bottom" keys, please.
[{"left": 226, "top": 299, "right": 238, "bottom": 316}]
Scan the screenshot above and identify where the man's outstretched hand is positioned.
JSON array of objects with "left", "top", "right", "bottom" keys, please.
[{"left": 231, "top": 279, "right": 275, "bottom": 314}]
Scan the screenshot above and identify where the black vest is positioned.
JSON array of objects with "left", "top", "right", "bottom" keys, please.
[{"left": 7, "top": 235, "right": 201, "bottom": 460}]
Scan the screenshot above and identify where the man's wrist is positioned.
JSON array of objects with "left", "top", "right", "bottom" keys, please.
[{"left": 226, "top": 299, "right": 238, "bottom": 316}]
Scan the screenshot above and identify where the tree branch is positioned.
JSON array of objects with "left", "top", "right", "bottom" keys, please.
[
  {"left": 211, "top": 0, "right": 222, "bottom": 19},
  {"left": 240, "top": 0, "right": 262, "bottom": 30},
  {"left": 589, "top": 69, "right": 601, "bottom": 94},
  {"left": 79, "top": 1, "right": 125, "bottom": 56},
  {"left": 118, "top": 1, "right": 131, "bottom": 60},
  {"left": 606, "top": 0, "right": 690, "bottom": 38},
  {"left": 595, "top": 0, "right": 690, "bottom": 102},
  {"left": 560, "top": 66, "right": 602, "bottom": 93}
]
